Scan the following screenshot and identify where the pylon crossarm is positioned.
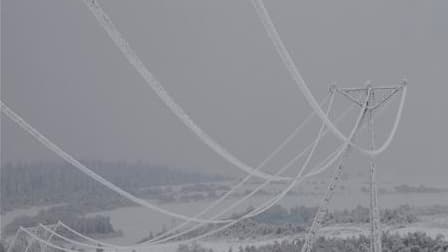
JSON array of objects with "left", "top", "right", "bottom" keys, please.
[
  {"left": 370, "top": 85, "right": 404, "bottom": 111},
  {"left": 342, "top": 85, "right": 403, "bottom": 92},
  {"left": 334, "top": 88, "right": 363, "bottom": 107}
]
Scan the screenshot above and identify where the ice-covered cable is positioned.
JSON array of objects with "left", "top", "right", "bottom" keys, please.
[
  {"left": 24, "top": 225, "right": 57, "bottom": 252},
  {"left": 0, "top": 94, "right": 328, "bottom": 228},
  {"left": 55, "top": 92, "right": 340, "bottom": 250},
  {"left": 21, "top": 96, "right": 341, "bottom": 251},
  {"left": 19, "top": 228, "right": 81, "bottom": 252},
  {"left": 51, "top": 96, "right": 392, "bottom": 249},
  {"left": 149, "top": 84, "right": 399, "bottom": 245},
  {"left": 0, "top": 97, "right": 346, "bottom": 252},
  {"left": 81, "top": 0, "right": 294, "bottom": 181},
  {"left": 363, "top": 82, "right": 407, "bottom": 156},
  {"left": 169, "top": 90, "right": 370, "bottom": 245},
  {"left": 248, "top": 146, "right": 344, "bottom": 217},
  {"left": 257, "top": 89, "right": 400, "bottom": 221},
  {"left": 32, "top": 96, "right": 350, "bottom": 251},
  {"left": 51, "top": 105, "right": 354, "bottom": 250},
  {"left": 44, "top": 136, "right": 343, "bottom": 251},
  {"left": 149, "top": 92, "right": 338, "bottom": 244},
  {"left": 164, "top": 90, "right": 350, "bottom": 244},
  {"left": 41, "top": 223, "right": 60, "bottom": 252},
  {"left": 4, "top": 87, "right": 397, "bottom": 249},
  {"left": 0, "top": 101, "right": 231, "bottom": 224},
  {"left": 57, "top": 222, "right": 124, "bottom": 249},
  {"left": 142, "top": 93, "right": 330, "bottom": 244},
  {"left": 43, "top": 99, "right": 355, "bottom": 250},
  {"left": 15, "top": 98, "right": 393, "bottom": 250},
  {"left": 174, "top": 86, "right": 402, "bottom": 243},
  {"left": 38, "top": 224, "right": 108, "bottom": 250},
  {"left": 302, "top": 87, "right": 399, "bottom": 182},
  {"left": 48, "top": 145, "right": 341, "bottom": 251},
  {"left": 7, "top": 87, "right": 398, "bottom": 249},
  {"left": 250, "top": 0, "right": 408, "bottom": 158}
]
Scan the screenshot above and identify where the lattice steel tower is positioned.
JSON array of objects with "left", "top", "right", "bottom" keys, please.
[{"left": 301, "top": 80, "right": 407, "bottom": 252}]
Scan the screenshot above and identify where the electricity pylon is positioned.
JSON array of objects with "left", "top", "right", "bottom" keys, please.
[{"left": 301, "top": 80, "right": 407, "bottom": 252}]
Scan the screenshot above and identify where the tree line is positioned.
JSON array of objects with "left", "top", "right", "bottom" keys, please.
[
  {"left": 177, "top": 232, "right": 448, "bottom": 252},
  {"left": 1, "top": 161, "right": 223, "bottom": 212}
]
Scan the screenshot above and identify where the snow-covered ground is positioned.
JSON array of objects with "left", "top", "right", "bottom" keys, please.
[{"left": 89, "top": 215, "right": 448, "bottom": 252}]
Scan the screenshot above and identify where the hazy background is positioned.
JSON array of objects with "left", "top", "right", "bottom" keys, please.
[{"left": 2, "top": 0, "right": 447, "bottom": 184}]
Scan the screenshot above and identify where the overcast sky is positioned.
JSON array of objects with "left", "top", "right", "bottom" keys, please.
[{"left": 2, "top": 1, "right": 447, "bottom": 184}]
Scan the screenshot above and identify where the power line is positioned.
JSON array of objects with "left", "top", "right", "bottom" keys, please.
[
  {"left": 0, "top": 93, "right": 350, "bottom": 250},
  {"left": 39, "top": 143, "right": 343, "bottom": 251},
  {"left": 0, "top": 101, "right": 230, "bottom": 224},
  {"left": 150, "top": 92, "right": 343, "bottom": 244},
  {"left": 18, "top": 228, "right": 79, "bottom": 252},
  {"left": 170, "top": 88, "right": 370, "bottom": 245},
  {"left": 8, "top": 90, "right": 396, "bottom": 251},
  {"left": 249, "top": 0, "right": 408, "bottom": 158},
  {"left": 1, "top": 1, "right": 410, "bottom": 249},
  {"left": 0, "top": 96, "right": 347, "bottom": 250},
  {"left": 14, "top": 93, "right": 343, "bottom": 251},
  {"left": 81, "top": 0, "right": 294, "bottom": 182},
  {"left": 141, "top": 93, "right": 332, "bottom": 245},
  {"left": 38, "top": 224, "right": 107, "bottom": 250},
  {"left": 160, "top": 90, "right": 344, "bottom": 242}
]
